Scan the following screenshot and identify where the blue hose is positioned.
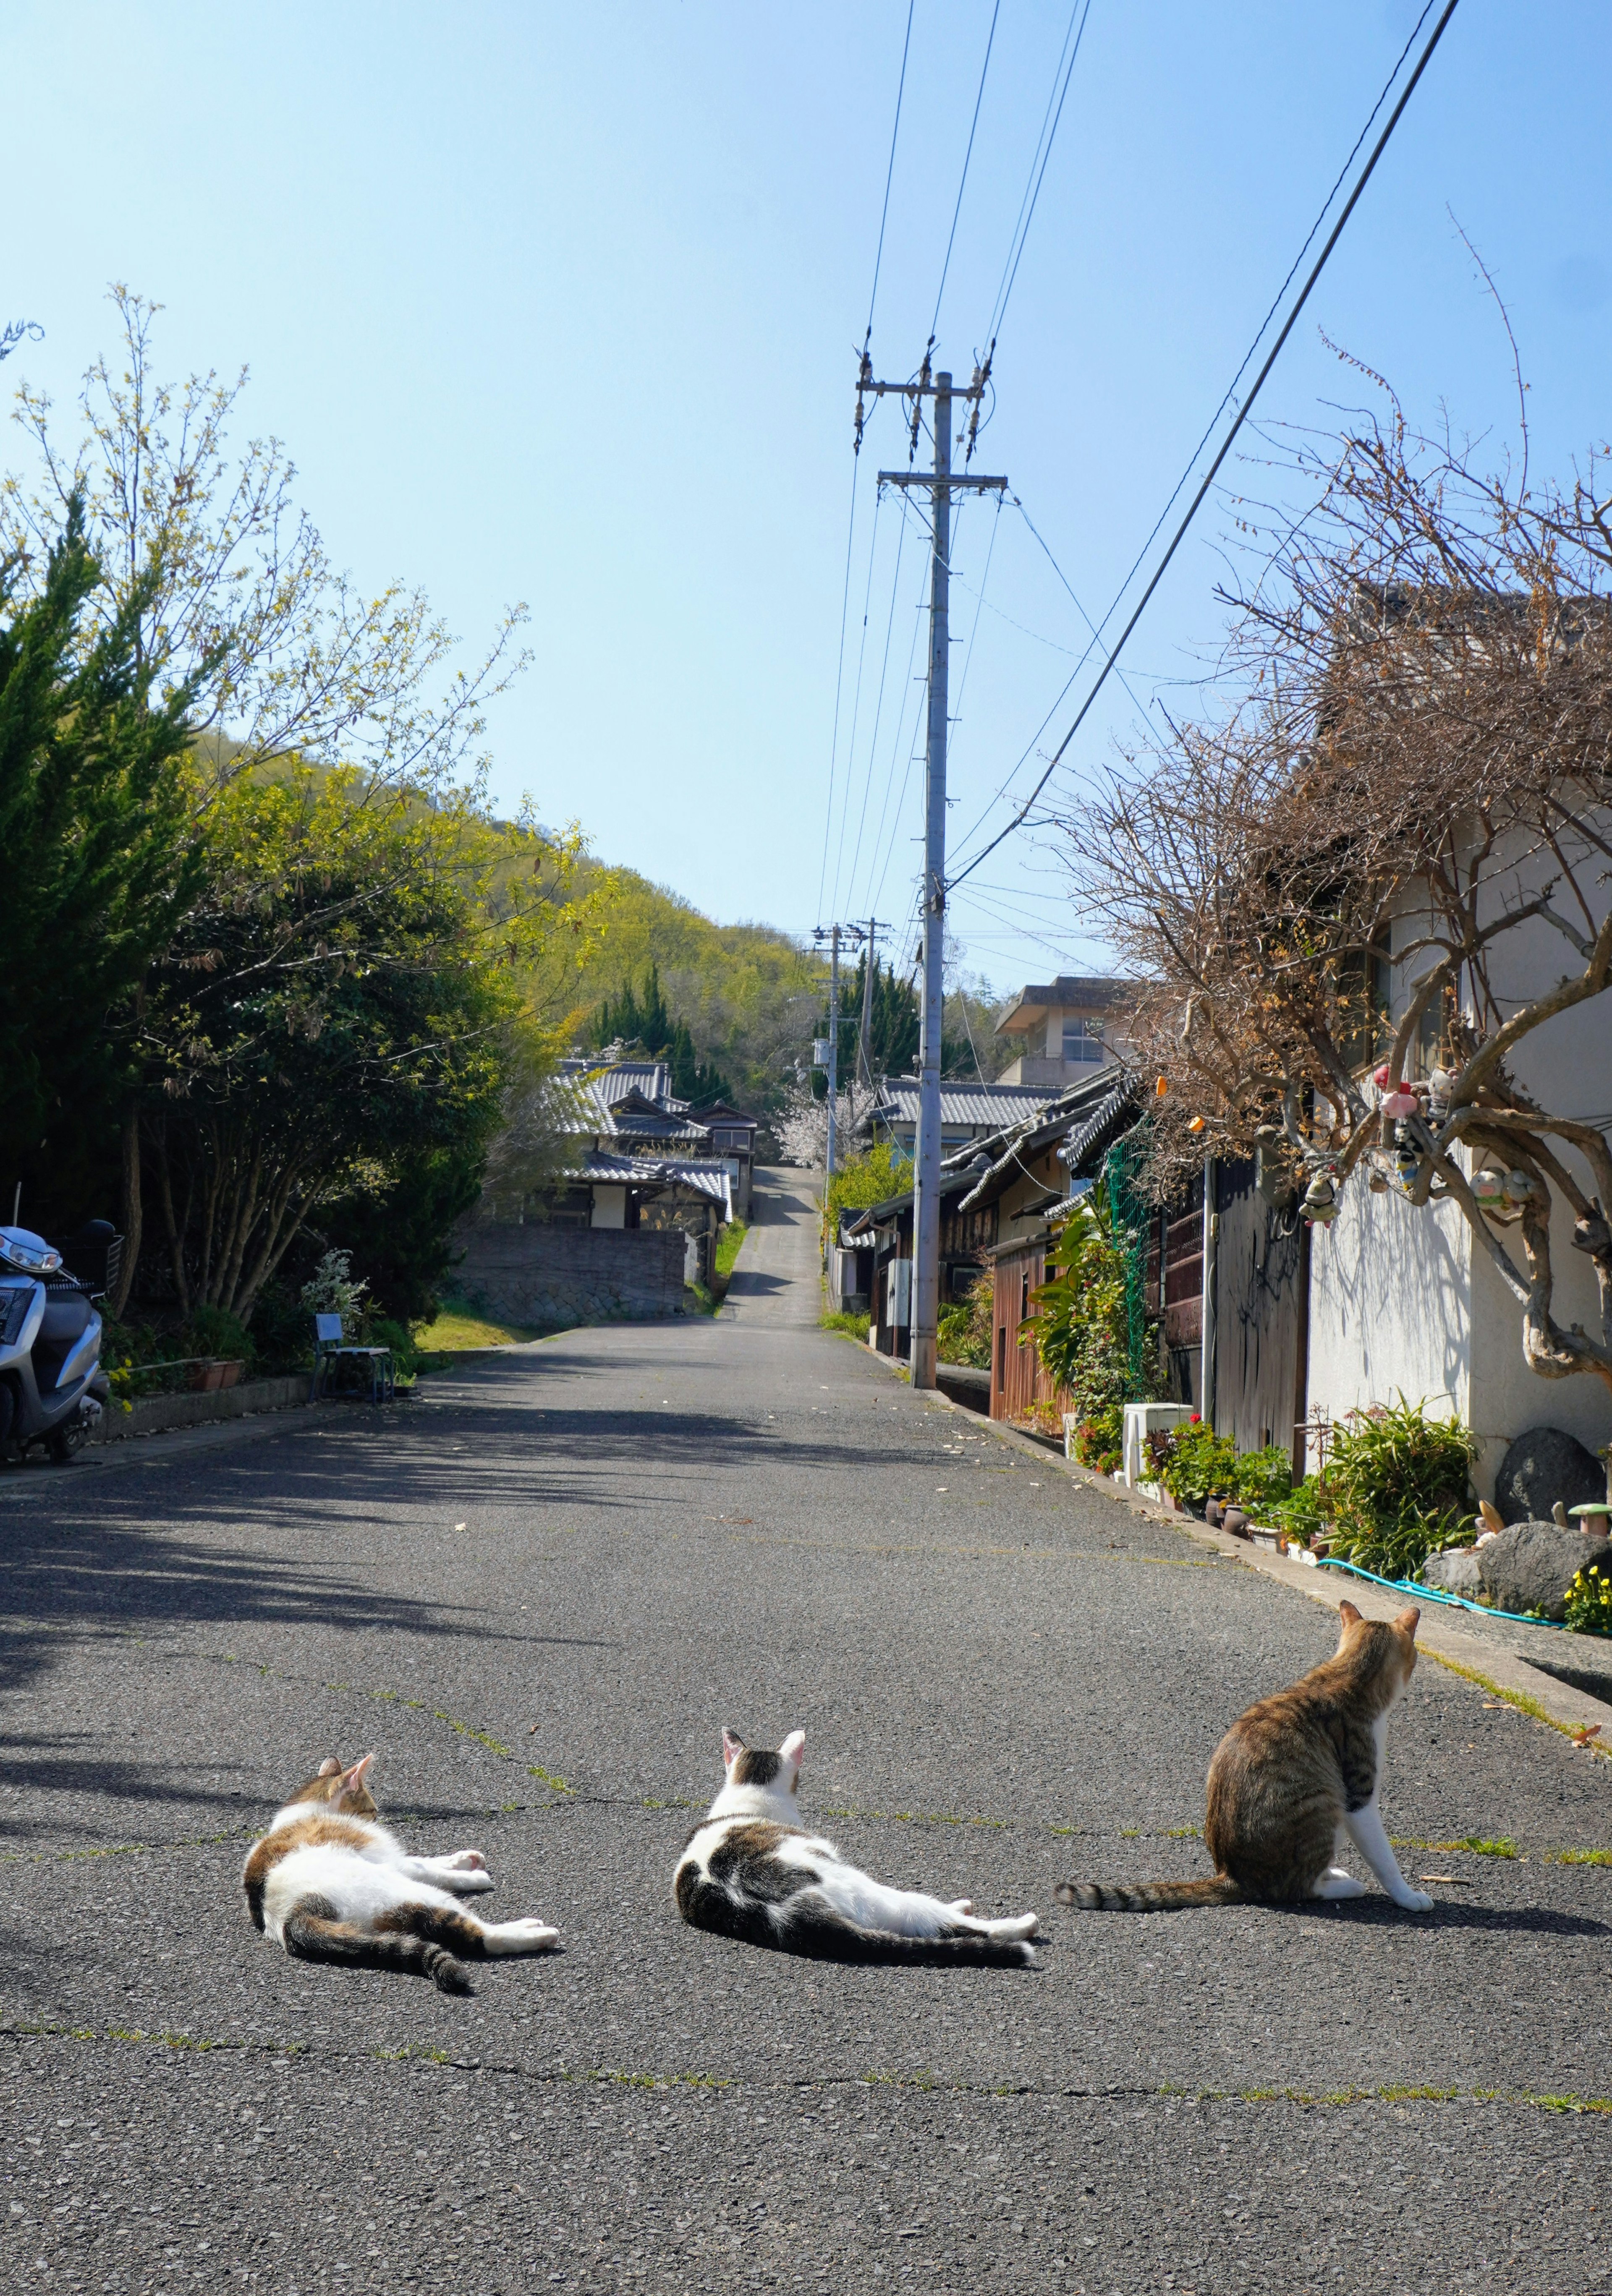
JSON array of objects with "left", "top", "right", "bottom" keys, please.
[{"left": 1316, "top": 1552, "right": 1565, "bottom": 1631}]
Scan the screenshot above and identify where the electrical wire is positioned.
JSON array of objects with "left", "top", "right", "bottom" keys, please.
[
  {"left": 843, "top": 509, "right": 910, "bottom": 915},
  {"left": 947, "top": 0, "right": 1460, "bottom": 894},
  {"left": 819, "top": 0, "right": 917, "bottom": 927},
  {"left": 982, "top": 0, "right": 1092, "bottom": 354},
  {"left": 929, "top": 0, "right": 1001, "bottom": 347},
  {"left": 829, "top": 487, "right": 885, "bottom": 920},
  {"left": 866, "top": 0, "right": 916, "bottom": 348},
  {"left": 816, "top": 463, "right": 863, "bottom": 922}
]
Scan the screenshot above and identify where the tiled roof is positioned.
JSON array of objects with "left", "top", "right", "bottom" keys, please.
[
  {"left": 955, "top": 1070, "right": 1123, "bottom": 1212},
  {"left": 871, "top": 1078, "right": 1052, "bottom": 1131},
  {"left": 1058, "top": 1083, "right": 1142, "bottom": 1177}
]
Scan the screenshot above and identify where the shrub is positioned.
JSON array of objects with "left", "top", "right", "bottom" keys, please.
[
  {"left": 300, "top": 1249, "right": 369, "bottom": 1336},
  {"left": 1324, "top": 1395, "right": 1476, "bottom": 1578},
  {"left": 183, "top": 1302, "right": 254, "bottom": 1371},
  {"left": 1030, "top": 1186, "right": 1159, "bottom": 1440},
  {"left": 1232, "top": 1443, "right": 1294, "bottom": 1514},
  {"left": 1270, "top": 1476, "right": 1326, "bottom": 1546},
  {"left": 1157, "top": 1421, "right": 1240, "bottom": 1507},
  {"left": 1566, "top": 1564, "right": 1612, "bottom": 1638},
  {"left": 938, "top": 1284, "right": 992, "bottom": 1369}
]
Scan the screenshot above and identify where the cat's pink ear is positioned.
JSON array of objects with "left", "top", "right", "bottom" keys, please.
[
  {"left": 317, "top": 1758, "right": 342, "bottom": 1777},
  {"left": 1337, "top": 1599, "right": 1362, "bottom": 1628},
  {"left": 721, "top": 1728, "right": 744, "bottom": 1772},
  {"left": 343, "top": 1754, "right": 375, "bottom": 1790},
  {"left": 1395, "top": 1606, "right": 1421, "bottom": 1640},
  {"left": 779, "top": 1730, "right": 805, "bottom": 1772}
]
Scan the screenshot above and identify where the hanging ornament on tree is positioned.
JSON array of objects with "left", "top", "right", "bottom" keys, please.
[{"left": 1471, "top": 1168, "right": 1507, "bottom": 1211}]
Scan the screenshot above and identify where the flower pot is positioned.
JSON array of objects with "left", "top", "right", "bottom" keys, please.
[
  {"left": 1220, "top": 1506, "right": 1250, "bottom": 1539},
  {"left": 217, "top": 1359, "right": 244, "bottom": 1391}
]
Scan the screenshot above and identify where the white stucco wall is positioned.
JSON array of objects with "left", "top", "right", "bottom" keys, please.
[
  {"left": 1305, "top": 1181, "right": 1473, "bottom": 1472},
  {"left": 1306, "top": 815, "right": 1612, "bottom": 1492}
]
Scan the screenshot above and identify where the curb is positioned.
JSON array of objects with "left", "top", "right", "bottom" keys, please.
[{"left": 858, "top": 1341, "right": 1612, "bottom": 1751}]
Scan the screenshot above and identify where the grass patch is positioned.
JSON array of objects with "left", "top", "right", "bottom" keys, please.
[
  {"left": 411, "top": 1300, "right": 541, "bottom": 1350},
  {"left": 1424, "top": 1648, "right": 1610, "bottom": 1758},
  {"left": 1556, "top": 1848, "right": 1612, "bottom": 1866},
  {"left": 713, "top": 1221, "right": 748, "bottom": 1284},
  {"left": 820, "top": 1308, "right": 870, "bottom": 1340}
]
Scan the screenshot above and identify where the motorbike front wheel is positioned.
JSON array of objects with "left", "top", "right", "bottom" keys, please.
[{"left": 47, "top": 1421, "right": 85, "bottom": 1465}]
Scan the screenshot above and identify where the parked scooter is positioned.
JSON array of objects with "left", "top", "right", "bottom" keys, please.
[{"left": 0, "top": 1220, "right": 117, "bottom": 1464}]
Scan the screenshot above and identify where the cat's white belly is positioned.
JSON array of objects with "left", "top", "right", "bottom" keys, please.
[
  {"left": 774, "top": 1835, "right": 954, "bottom": 1938},
  {"left": 261, "top": 1846, "right": 465, "bottom": 1942}
]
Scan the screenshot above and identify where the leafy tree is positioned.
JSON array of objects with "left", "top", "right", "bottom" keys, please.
[
  {"left": 136, "top": 766, "right": 530, "bottom": 1323},
  {"left": 816, "top": 953, "right": 992, "bottom": 1091},
  {"left": 0, "top": 499, "right": 202, "bottom": 1231},
  {"left": 1, "top": 288, "right": 526, "bottom": 803}
]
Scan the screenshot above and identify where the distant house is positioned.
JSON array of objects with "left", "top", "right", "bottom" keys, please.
[
  {"left": 992, "top": 977, "right": 1130, "bottom": 1091},
  {"left": 691, "top": 1101, "right": 759, "bottom": 1223},
  {"left": 523, "top": 1057, "right": 734, "bottom": 1280},
  {"left": 868, "top": 1077, "right": 1051, "bottom": 1161},
  {"left": 837, "top": 1071, "right": 1132, "bottom": 1377}
]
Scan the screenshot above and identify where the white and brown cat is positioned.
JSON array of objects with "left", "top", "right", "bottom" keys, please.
[
  {"left": 243, "top": 1755, "right": 560, "bottom": 1992},
  {"left": 675, "top": 1729, "right": 1039, "bottom": 1965},
  {"left": 1057, "top": 1601, "right": 1434, "bottom": 1912}
]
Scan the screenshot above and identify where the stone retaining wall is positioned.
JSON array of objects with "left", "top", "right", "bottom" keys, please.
[
  {"left": 453, "top": 1223, "right": 687, "bottom": 1329},
  {"left": 90, "top": 1373, "right": 312, "bottom": 1443}
]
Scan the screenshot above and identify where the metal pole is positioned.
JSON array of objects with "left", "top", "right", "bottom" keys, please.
[
  {"left": 858, "top": 918, "right": 878, "bottom": 1095},
  {"left": 911, "top": 371, "right": 951, "bottom": 1390},
  {"left": 825, "top": 923, "right": 842, "bottom": 1183}
]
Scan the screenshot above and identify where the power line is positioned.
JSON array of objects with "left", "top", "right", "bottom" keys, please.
[
  {"left": 843, "top": 508, "right": 909, "bottom": 914},
  {"left": 865, "top": 0, "right": 916, "bottom": 349},
  {"left": 929, "top": 0, "right": 1001, "bottom": 347},
  {"left": 815, "top": 463, "right": 862, "bottom": 922},
  {"left": 982, "top": 0, "right": 1092, "bottom": 353},
  {"left": 947, "top": 0, "right": 1461, "bottom": 895},
  {"left": 821, "top": 2, "right": 917, "bottom": 927},
  {"left": 828, "top": 486, "right": 885, "bottom": 921}
]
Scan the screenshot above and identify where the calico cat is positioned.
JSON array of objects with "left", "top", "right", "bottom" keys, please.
[
  {"left": 1056, "top": 1601, "right": 1434, "bottom": 1913},
  {"left": 243, "top": 1755, "right": 560, "bottom": 1993},
  {"left": 674, "top": 1729, "right": 1039, "bottom": 1965}
]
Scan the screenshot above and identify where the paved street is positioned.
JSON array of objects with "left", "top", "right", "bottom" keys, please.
[{"left": 5, "top": 1171, "right": 1612, "bottom": 2293}]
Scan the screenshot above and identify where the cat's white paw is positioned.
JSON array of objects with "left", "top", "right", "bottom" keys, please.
[
  {"left": 949, "top": 1899, "right": 975, "bottom": 1916},
  {"left": 445, "top": 1850, "right": 488, "bottom": 1872},
  {"left": 1396, "top": 1888, "right": 1434, "bottom": 1914},
  {"left": 992, "top": 1912, "right": 1039, "bottom": 1941},
  {"left": 488, "top": 1917, "right": 561, "bottom": 1955},
  {"left": 1313, "top": 1867, "right": 1367, "bottom": 1901}
]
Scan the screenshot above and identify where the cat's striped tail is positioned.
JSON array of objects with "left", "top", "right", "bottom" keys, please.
[
  {"left": 1055, "top": 1875, "right": 1243, "bottom": 1912},
  {"left": 675, "top": 1868, "right": 1036, "bottom": 1966},
  {"left": 283, "top": 1895, "right": 474, "bottom": 1993}
]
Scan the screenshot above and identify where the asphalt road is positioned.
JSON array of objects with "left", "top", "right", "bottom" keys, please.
[{"left": 4, "top": 1176, "right": 1612, "bottom": 2294}]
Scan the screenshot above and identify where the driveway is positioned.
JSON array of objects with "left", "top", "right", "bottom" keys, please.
[{"left": 3, "top": 1170, "right": 1610, "bottom": 2291}]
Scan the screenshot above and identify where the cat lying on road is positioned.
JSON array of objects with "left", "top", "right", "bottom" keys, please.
[
  {"left": 243, "top": 1755, "right": 560, "bottom": 1993},
  {"left": 675, "top": 1729, "right": 1039, "bottom": 1965},
  {"left": 1057, "top": 1601, "right": 1434, "bottom": 1914}
]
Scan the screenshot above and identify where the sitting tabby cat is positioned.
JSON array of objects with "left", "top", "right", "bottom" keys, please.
[
  {"left": 243, "top": 1755, "right": 560, "bottom": 1993},
  {"left": 1057, "top": 1601, "right": 1434, "bottom": 1913},
  {"left": 674, "top": 1729, "right": 1039, "bottom": 1964}
]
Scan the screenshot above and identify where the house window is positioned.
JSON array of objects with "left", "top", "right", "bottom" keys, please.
[{"left": 1062, "top": 1018, "right": 1105, "bottom": 1063}]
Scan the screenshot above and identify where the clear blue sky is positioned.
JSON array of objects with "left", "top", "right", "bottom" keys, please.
[{"left": 4, "top": 1, "right": 1610, "bottom": 997}]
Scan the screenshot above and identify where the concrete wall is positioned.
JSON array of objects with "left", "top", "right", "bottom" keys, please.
[
  {"left": 453, "top": 1222, "right": 687, "bottom": 1327},
  {"left": 91, "top": 1374, "right": 311, "bottom": 1443}
]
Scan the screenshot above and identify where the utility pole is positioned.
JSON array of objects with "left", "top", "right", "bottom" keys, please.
[
  {"left": 857, "top": 917, "right": 887, "bottom": 1095},
  {"left": 814, "top": 922, "right": 871, "bottom": 1183},
  {"left": 871, "top": 368, "right": 1006, "bottom": 1387}
]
